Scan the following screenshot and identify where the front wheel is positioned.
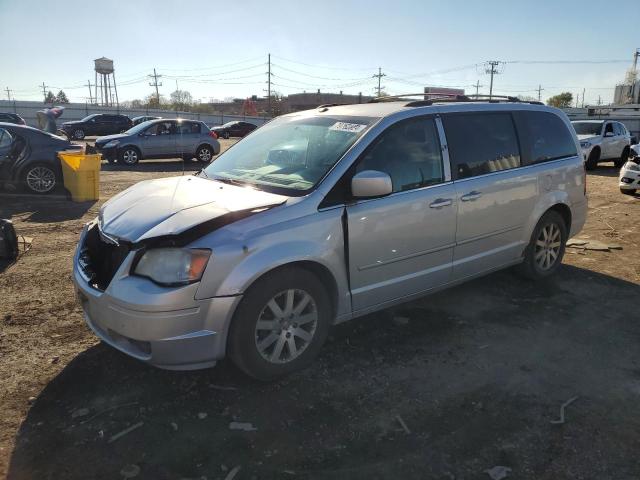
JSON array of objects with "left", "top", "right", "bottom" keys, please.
[
  {"left": 621, "top": 188, "right": 636, "bottom": 196},
  {"left": 23, "top": 163, "right": 59, "bottom": 194},
  {"left": 119, "top": 147, "right": 140, "bottom": 165},
  {"left": 72, "top": 129, "right": 85, "bottom": 140},
  {"left": 228, "top": 268, "right": 331, "bottom": 381},
  {"left": 223, "top": 131, "right": 230, "bottom": 139},
  {"left": 517, "top": 210, "right": 567, "bottom": 280},
  {"left": 196, "top": 145, "right": 213, "bottom": 163},
  {"left": 614, "top": 147, "right": 630, "bottom": 168}
]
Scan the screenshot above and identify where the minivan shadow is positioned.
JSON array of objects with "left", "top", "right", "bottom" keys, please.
[
  {"left": 0, "top": 193, "right": 95, "bottom": 223},
  {"left": 6, "top": 265, "right": 640, "bottom": 479}
]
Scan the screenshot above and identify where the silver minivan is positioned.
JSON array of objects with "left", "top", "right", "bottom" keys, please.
[{"left": 73, "top": 97, "right": 587, "bottom": 380}]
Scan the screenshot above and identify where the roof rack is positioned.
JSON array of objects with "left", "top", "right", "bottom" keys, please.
[{"left": 370, "top": 93, "right": 544, "bottom": 106}]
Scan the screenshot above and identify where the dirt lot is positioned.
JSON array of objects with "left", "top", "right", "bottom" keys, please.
[{"left": 1, "top": 146, "right": 639, "bottom": 479}]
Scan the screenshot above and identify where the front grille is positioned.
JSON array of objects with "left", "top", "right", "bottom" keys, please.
[{"left": 79, "top": 225, "right": 130, "bottom": 291}]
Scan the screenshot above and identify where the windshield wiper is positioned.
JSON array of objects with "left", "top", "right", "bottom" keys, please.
[{"left": 210, "top": 175, "right": 247, "bottom": 187}]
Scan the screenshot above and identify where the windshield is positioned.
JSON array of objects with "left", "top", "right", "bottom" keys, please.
[
  {"left": 572, "top": 122, "right": 603, "bottom": 136},
  {"left": 203, "top": 114, "right": 376, "bottom": 195},
  {"left": 125, "top": 121, "right": 156, "bottom": 135}
]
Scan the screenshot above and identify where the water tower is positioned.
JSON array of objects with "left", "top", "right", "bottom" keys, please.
[{"left": 94, "top": 57, "right": 119, "bottom": 107}]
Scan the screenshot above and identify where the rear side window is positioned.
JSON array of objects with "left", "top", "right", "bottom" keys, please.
[
  {"left": 513, "top": 111, "right": 578, "bottom": 165},
  {"left": 178, "top": 122, "right": 200, "bottom": 134},
  {"left": 443, "top": 113, "right": 520, "bottom": 180},
  {"left": 0, "top": 128, "right": 12, "bottom": 148},
  {"left": 355, "top": 116, "right": 444, "bottom": 192}
]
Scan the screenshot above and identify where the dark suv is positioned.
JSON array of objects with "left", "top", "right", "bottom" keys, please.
[
  {"left": 0, "top": 113, "right": 26, "bottom": 125},
  {"left": 60, "top": 114, "right": 132, "bottom": 139}
]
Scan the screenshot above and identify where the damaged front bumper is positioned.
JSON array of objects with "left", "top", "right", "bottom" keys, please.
[{"left": 72, "top": 223, "right": 242, "bottom": 370}]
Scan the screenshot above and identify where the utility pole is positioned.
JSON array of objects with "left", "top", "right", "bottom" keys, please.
[
  {"left": 41, "top": 82, "right": 48, "bottom": 103},
  {"left": 581, "top": 88, "right": 586, "bottom": 108},
  {"left": 373, "top": 67, "right": 386, "bottom": 97},
  {"left": 597, "top": 95, "right": 602, "bottom": 106},
  {"left": 266, "top": 53, "right": 272, "bottom": 116},
  {"left": 5, "top": 87, "right": 12, "bottom": 101},
  {"left": 474, "top": 80, "right": 483, "bottom": 98},
  {"left": 148, "top": 68, "right": 162, "bottom": 104},
  {"left": 87, "top": 80, "right": 93, "bottom": 104},
  {"left": 536, "top": 84, "right": 544, "bottom": 102},
  {"left": 484, "top": 61, "right": 502, "bottom": 100}
]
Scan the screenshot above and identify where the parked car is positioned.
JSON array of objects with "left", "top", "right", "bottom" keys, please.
[
  {"left": 132, "top": 115, "right": 161, "bottom": 126},
  {"left": 619, "top": 151, "right": 640, "bottom": 195},
  {"left": 73, "top": 98, "right": 587, "bottom": 380},
  {"left": 0, "top": 113, "right": 26, "bottom": 125},
  {"left": 0, "top": 122, "right": 82, "bottom": 194},
  {"left": 94, "top": 118, "right": 220, "bottom": 165},
  {"left": 211, "top": 121, "right": 257, "bottom": 139},
  {"left": 60, "top": 114, "right": 132, "bottom": 140},
  {"left": 572, "top": 120, "right": 631, "bottom": 170}
]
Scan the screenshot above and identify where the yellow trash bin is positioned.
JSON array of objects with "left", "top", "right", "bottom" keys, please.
[{"left": 58, "top": 151, "right": 102, "bottom": 202}]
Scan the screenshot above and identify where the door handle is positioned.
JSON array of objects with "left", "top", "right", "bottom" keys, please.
[
  {"left": 429, "top": 198, "right": 452, "bottom": 209},
  {"left": 460, "top": 191, "right": 482, "bottom": 202}
]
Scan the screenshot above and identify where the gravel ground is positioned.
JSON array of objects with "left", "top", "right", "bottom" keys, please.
[{"left": 1, "top": 148, "right": 639, "bottom": 480}]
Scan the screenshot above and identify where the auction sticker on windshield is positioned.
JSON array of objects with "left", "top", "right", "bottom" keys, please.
[{"left": 329, "top": 122, "right": 367, "bottom": 133}]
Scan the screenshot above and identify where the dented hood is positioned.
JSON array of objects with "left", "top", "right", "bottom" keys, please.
[{"left": 99, "top": 175, "right": 287, "bottom": 243}]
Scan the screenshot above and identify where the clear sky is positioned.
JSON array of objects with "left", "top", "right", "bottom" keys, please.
[{"left": 1, "top": 0, "right": 638, "bottom": 105}]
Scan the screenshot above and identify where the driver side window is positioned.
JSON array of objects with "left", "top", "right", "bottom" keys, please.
[{"left": 356, "top": 117, "right": 444, "bottom": 193}]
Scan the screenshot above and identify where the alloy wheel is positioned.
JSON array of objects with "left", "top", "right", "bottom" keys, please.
[
  {"left": 534, "top": 223, "right": 561, "bottom": 271},
  {"left": 198, "top": 147, "right": 212, "bottom": 162},
  {"left": 26, "top": 166, "right": 56, "bottom": 193},
  {"left": 254, "top": 289, "right": 318, "bottom": 364},
  {"left": 122, "top": 149, "right": 138, "bottom": 164},
  {"left": 73, "top": 129, "right": 85, "bottom": 139}
]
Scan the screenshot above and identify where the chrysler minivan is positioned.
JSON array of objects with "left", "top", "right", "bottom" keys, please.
[{"left": 73, "top": 96, "right": 587, "bottom": 380}]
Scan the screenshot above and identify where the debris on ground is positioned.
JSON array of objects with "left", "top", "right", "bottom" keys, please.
[
  {"left": 229, "top": 422, "right": 257, "bottom": 431},
  {"left": 197, "top": 412, "right": 207, "bottom": 420},
  {"left": 223, "top": 465, "right": 241, "bottom": 480},
  {"left": 120, "top": 464, "right": 141, "bottom": 479},
  {"left": 209, "top": 384, "right": 237, "bottom": 391},
  {"left": 50, "top": 356, "right": 59, "bottom": 364},
  {"left": 71, "top": 408, "right": 89, "bottom": 419},
  {"left": 392, "top": 315, "right": 410, "bottom": 326},
  {"left": 80, "top": 402, "right": 139, "bottom": 424},
  {"left": 170, "top": 422, "right": 178, "bottom": 431},
  {"left": 395, "top": 415, "right": 411, "bottom": 434},
  {"left": 27, "top": 396, "right": 36, "bottom": 405},
  {"left": 550, "top": 396, "right": 579, "bottom": 425},
  {"left": 108, "top": 421, "right": 144, "bottom": 443},
  {"left": 484, "top": 465, "right": 512, "bottom": 480},
  {"left": 566, "top": 239, "right": 623, "bottom": 252}
]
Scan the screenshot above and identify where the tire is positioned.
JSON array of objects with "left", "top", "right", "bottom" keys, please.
[
  {"left": 517, "top": 210, "right": 568, "bottom": 280},
  {"left": 119, "top": 147, "right": 140, "bottom": 165},
  {"left": 614, "top": 147, "right": 630, "bottom": 168},
  {"left": 72, "top": 129, "right": 85, "bottom": 140},
  {"left": 621, "top": 188, "right": 636, "bottom": 196},
  {"left": 228, "top": 267, "right": 331, "bottom": 381},
  {"left": 196, "top": 144, "right": 213, "bottom": 163},
  {"left": 223, "top": 131, "right": 230, "bottom": 139},
  {"left": 585, "top": 148, "right": 599, "bottom": 170},
  {"left": 22, "top": 163, "right": 59, "bottom": 194}
]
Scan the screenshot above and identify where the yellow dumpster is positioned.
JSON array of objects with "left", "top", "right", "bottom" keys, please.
[{"left": 58, "top": 151, "right": 101, "bottom": 202}]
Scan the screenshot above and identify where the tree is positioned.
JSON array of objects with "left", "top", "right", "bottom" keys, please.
[
  {"left": 547, "top": 92, "right": 573, "bottom": 108},
  {"left": 145, "top": 93, "right": 166, "bottom": 109},
  {"left": 44, "top": 91, "right": 56, "bottom": 104},
  {"left": 170, "top": 89, "right": 193, "bottom": 111},
  {"left": 55, "top": 90, "right": 69, "bottom": 103}
]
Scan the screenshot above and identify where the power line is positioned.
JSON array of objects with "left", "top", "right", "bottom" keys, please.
[{"left": 373, "top": 67, "right": 386, "bottom": 97}]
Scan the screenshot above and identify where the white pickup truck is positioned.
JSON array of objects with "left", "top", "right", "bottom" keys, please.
[{"left": 571, "top": 120, "right": 631, "bottom": 170}]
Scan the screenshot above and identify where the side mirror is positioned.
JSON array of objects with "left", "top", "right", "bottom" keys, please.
[
  {"left": 351, "top": 170, "right": 393, "bottom": 198},
  {"left": 604, "top": 131, "right": 614, "bottom": 137}
]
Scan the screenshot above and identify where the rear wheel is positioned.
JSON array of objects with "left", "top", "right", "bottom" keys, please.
[
  {"left": 22, "top": 163, "right": 59, "bottom": 194},
  {"left": 228, "top": 268, "right": 331, "bottom": 381},
  {"left": 196, "top": 145, "right": 213, "bottom": 163},
  {"left": 614, "top": 147, "right": 630, "bottom": 168},
  {"left": 223, "top": 131, "right": 230, "bottom": 139},
  {"left": 621, "top": 188, "right": 636, "bottom": 196},
  {"left": 72, "top": 128, "right": 85, "bottom": 140},
  {"left": 518, "top": 210, "right": 567, "bottom": 280},
  {"left": 119, "top": 147, "right": 140, "bottom": 165}
]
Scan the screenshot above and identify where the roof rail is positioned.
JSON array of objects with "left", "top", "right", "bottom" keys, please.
[
  {"left": 370, "top": 93, "right": 544, "bottom": 106},
  {"left": 369, "top": 93, "right": 463, "bottom": 103}
]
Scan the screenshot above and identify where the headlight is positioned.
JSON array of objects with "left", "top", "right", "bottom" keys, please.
[
  {"left": 133, "top": 248, "right": 211, "bottom": 286},
  {"left": 580, "top": 141, "right": 592, "bottom": 149},
  {"left": 624, "top": 162, "right": 640, "bottom": 172},
  {"left": 104, "top": 140, "right": 120, "bottom": 148}
]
